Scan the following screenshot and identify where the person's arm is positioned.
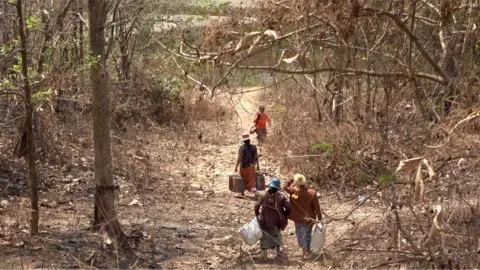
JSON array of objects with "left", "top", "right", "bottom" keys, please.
[
  {"left": 251, "top": 113, "right": 259, "bottom": 129},
  {"left": 254, "top": 196, "right": 262, "bottom": 216},
  {"left": 234, "top": 146, "right": 242, "bottom": 172},
  {"left": 282, "top": 196, "right": 291, "bottom": 217},
  {"left": 252, "top": 146, "right": 259, "bottom": 170},
  {"left": 282, "top": 178, "right": 297, "bottom": 194},
  {"left": 312, "top": 192, "right": 322, "bottom": 220},
  {"left": 266, "top": 113, "right": 272, "bottom": 126},
  {"left": 253, "top": 113, "right": 260, "bottom": 124}
]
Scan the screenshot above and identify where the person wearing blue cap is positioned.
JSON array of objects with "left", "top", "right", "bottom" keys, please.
[{"left": 254, "top": 177, "right": 291, "bottom": 260}]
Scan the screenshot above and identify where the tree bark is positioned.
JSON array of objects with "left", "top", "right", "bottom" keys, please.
[
  {"left": 78, "top": 0, "right": 85, "bottom": 65},
  {"left": 16, "top": 0, "right": 39, "bottom": 236},
  {"left": 88, "top": 0, "right": 126, "bottom": 245}
]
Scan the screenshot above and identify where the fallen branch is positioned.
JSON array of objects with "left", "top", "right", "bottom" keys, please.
[
  {"left": 310, "top": 185, "right": 386, "bottom": 225},
  {"left": 426, "top": 110, "right": 480, "bottom": 149},
  {"left": 280, "top": 154, "right": 324, "bottom": 159},
  {"left": 435, "top": 152, "right": 480, "bottom": 171},
  {"left": 370, "top": 257, "right": 423, "bottom": 269},
  {"left": 0, "top": 116, "right": 25, "bottom": 127},
  {"left": 345, "top": 248, "right": 422, "bottom": 256}
]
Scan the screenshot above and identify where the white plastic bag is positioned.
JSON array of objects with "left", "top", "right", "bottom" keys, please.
[
  {"left": 238, "top": 217, "right": 263, "bottom": 246},
  {"left": 310, "top": 222, "right": 326, "bottom": 252}
]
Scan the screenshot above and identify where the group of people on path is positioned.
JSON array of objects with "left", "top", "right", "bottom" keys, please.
[
  {"left": 254, "top": 174, "right": 322, "bottom": 260},
  {"left": 234, "top": 106, "right": 323, "bottom": 260}
]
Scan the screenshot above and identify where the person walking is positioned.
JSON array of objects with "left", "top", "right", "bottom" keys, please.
[
  {"left": 234, "top": 133, "right": 259, "bottom": 196},
  {"left": 250, "top": 105, "right": 271, "bottom": 146},
  {"left": 254, "top": 178, "right": 291, "bottom": 260},
  {"left": 283, "top": 174, "right": 322, "bottom": 260}
]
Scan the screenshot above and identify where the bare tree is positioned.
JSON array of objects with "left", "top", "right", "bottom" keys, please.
[
  {"left": 13, "top": 0, "right": 40, "bottom": 236},
  {"left": 88, "top": 0, "right": 126, "bottom": 245}
]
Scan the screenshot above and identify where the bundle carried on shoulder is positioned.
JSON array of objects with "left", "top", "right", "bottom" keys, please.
[{"left": 238, "top": 217, "right": 263, "bottom": 246}]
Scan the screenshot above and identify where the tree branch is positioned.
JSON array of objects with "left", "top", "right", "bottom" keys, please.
[
  {"left": 362, "top": 7, "right": 451, "bottom": 86},
  {"left": 172, "top": 58, "right": 213, "bottom": 97},
  {"left": 426, "top": 110, "right": 480, "bottom": 149},
  {"left": 0, "top": 116, "right": 25, "bottom": 127},
  {"left": 214, "top": 63, "right": 446, "bottom": 84},
  {"left": 0, "top": 0, "right": 17, "bottom": 7},
  {"left": 0, "top": 91, "right": 26, "bottom": 102}
]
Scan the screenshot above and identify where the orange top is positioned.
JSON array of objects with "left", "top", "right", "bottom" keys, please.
[{"left": 253, "top": 112, "right": 271, "bottom": 129}]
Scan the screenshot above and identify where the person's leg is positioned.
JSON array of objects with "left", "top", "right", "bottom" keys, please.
[
  {"left": 239, "top": 167, "right": 247, "bottom": 196},
  {"left": 273, "top": 229, "right": 286, "bottom": 257},
  {"left": 255, "top": 129, "right": 264, "bottom": 147},
  {"left": 295, "top": 223, "right": 309, "bottom": 259},
  {"left": 249, "top": 167, "right": 257, "bottom": 195},
  {"left": 241, "top": 166, "right": 254, "bottom": 196}
]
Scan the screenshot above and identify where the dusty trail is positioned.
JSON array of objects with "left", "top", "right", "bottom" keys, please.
[
  {"left": 0, "top": 85, "right": 380, "bottom": 269},
  {"left": 154, "top": 87, "right": 366, "bottom": 269},
  {"left": 190, "top": 87, "right": 272, "bottom": 194}
]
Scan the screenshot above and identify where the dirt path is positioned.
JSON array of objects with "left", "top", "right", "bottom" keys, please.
[
  {"left": 189, "top": 88, "right": 271, "bottom": 194},
  {"left": 0, "top": 86, "right": 381, "bottom": 269},
  {"left": 151, "top": 87, "right": 363, "bottom": 269}
]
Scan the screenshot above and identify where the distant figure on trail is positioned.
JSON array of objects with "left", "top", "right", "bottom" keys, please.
[
  {"left": 283, "top": 173, "right": 322, "bottom": 260},
  {"left": 250, "top": 105, "right": 271, "bottom": 146},
  {"left": 234, "top": 133, "right": 259, "bottom": 196},
  {"left": 254, "top": 178, "right": 290, "bottom": 260}
]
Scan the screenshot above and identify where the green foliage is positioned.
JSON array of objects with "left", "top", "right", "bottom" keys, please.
[
  {"left": 0, "top": 78, "right": 15, "bottom": 89},
  {"left": 217, "top": 1, "right": 232, "bottom": 11},
  {"left": 184, "top": 16, "right": 195, "bottom": 27},
  {"left": 1, "top": 39, "right": 20, "bottom": 57},
  {"left": 151, "top": 77, "right": 183, "bottom": 102},
  {"left": 1, "top": 44, "right": 12, "bottom": 56},
  {"left": 26, "top": 15, "right": 41, "bottom": 29},
  {"left": 11, "top": 57, "right": 22, "bottom": 74},
  {"left": 198, "top": 0, "right": 217, "bottom": 9},
  {"left": 85, "top": 54, "right": 100, "bottom": 69},
  {"left": 355, "top": 172, "right": 370, "bottom": 187},
  {"left": 311, "top": 142, "right": 334, "bottom": 153},
  {"left": 379, "top": 174, "right": 397, "bottom": 185},
  {"left": 32, "top": 89, "right": 53, "bottom": 105}
]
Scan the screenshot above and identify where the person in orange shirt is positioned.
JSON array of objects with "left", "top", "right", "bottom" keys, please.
[{"left": 250, "top": 105, "right": 272, "bottom": 146}]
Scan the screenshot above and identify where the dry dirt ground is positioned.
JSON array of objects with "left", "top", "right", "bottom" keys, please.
[{"left": 0, "top": 88, "right": 384, "bottom": 269}]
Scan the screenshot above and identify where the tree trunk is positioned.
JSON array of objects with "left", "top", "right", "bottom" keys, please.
[
  {"left": 311, "top": 45, "right": 322, "bottom": 121},
  {"left": 88, "top": 0, "right": 126, "bottom": 245},
  {"left": 333, "top": 40, "right": 350, "bottom": 124},
  {"left": 16, "top": 0, "right": 39, "bottom": 236},
  {"left": 78, "top": 0, "right": 85, "bottom": 64}
]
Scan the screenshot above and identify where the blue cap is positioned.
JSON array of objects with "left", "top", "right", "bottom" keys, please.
[{"left": 269, "top": 178, "right": 281, "bottom": 189}]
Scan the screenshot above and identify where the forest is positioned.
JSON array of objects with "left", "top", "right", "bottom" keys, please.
[{"left": 0, "top": 0, "right": 479, "bottom": 268}]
